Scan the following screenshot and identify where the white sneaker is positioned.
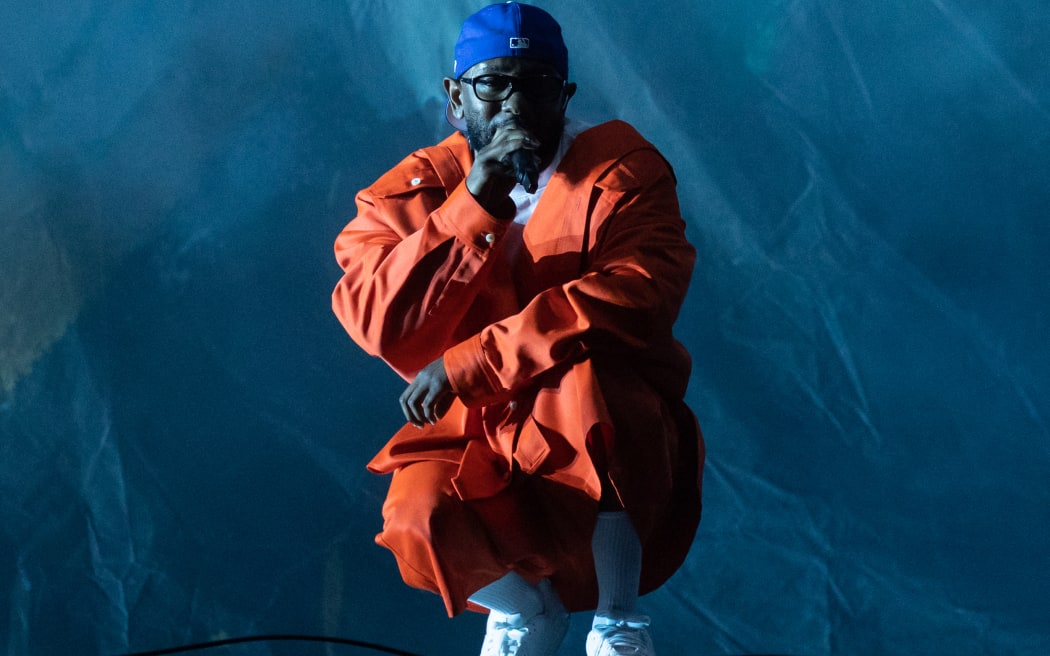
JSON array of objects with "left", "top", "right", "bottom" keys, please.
[
  {"left": 586, "top": 615, "right": 655, "bottom": 656},
  {"left": 479, "top": 580, "right": 569, "bottom": 656}
]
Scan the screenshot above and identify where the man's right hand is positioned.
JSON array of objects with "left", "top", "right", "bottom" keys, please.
[{"left": 465, "top": 121, "right": 540, "bottom": 218}]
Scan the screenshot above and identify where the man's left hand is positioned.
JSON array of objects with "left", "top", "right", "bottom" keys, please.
[{"left": 399, "top": 356, "right": 456, "bottom": 427}]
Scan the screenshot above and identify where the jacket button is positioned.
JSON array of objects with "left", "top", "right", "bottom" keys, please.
[
  {"left": 410, "top": 177, "right": 422, "bottom": 186},
  {"left": 484, "top": 233, "right": 496, "bottom": 244}
]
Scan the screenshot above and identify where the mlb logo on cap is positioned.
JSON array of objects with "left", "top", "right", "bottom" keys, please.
[{"left": 509, "top": 37, "right": 530, "bottom": 49}]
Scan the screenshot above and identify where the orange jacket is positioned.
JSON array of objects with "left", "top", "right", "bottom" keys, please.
[{"left": 332, "top": 121, "right": 703, "bottom": 601}]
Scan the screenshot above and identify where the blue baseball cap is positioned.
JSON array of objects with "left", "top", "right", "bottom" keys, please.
[
  {"left": 445, "top": 2, "right": 569, "bottom": 130},
  {"left": 453, "top": 2, "right": 569, "bottom": 80}
]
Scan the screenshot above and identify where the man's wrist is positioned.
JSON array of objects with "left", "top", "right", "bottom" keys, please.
[
  {"left": 474, "top": 194, "right": 516, "bottom": 220},
  {"left": 433, "top": 183, "right": 513, "bottom": 251},
  {"left": 466, "top": 181, "right": 516, "bottom": 220},
  {"left": 444, "top": 334, "right": 501, "bottom": 405},
  {"left": 467, "top": 163, "right": 521, "bottom": 216}
]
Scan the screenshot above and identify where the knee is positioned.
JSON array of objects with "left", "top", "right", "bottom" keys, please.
[{"left": 382, "top": 483, "right": 462, "bottom": 543}]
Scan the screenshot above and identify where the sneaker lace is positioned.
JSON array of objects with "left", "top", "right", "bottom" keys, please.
[
  {"left": 489, "top": 619, "right": 530, "bottom": 655},
  {"left": 592, "top": 616, "right": 651, "bottom": 654}
]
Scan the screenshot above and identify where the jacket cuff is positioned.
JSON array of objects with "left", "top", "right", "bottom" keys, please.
[
  {"left": 432, "top": 183, "right": 510, "bottom": 253},
  {"left": 445, "top": 334, "right": 501, "bottom": 405}
]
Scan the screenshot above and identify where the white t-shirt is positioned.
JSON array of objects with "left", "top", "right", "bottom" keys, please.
[{"left": 508, "top": 117, "right": 589, "bottom": 225}]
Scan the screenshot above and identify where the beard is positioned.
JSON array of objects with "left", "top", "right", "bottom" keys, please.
[{"left": 463, "top": 109, "right": 565, "bottom": 170}]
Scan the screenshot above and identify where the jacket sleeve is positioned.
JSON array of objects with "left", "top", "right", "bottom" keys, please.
[
  {"left": 331, "top": 153, "right": 511, "bottom": 379},
  {"left": 443, "top": 147, "right": 696, "bottom": 406}
]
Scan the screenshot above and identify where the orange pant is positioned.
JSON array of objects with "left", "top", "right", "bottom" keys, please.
[{"left": 377, "top": 459, "right": 601, "bottom": 616}]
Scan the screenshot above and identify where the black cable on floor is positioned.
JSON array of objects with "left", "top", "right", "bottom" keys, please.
[{"left": 121, "top": 633, "right": 423, "bottom": 656}]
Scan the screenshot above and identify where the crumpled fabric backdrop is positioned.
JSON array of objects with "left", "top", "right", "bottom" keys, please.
[{"left": 1, "top": 1, "right": 1047, "bottom": 655}]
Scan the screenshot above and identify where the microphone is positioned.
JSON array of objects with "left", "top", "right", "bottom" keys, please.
[{"left": 510, "top": 149, "right": 538, "bottom": 193}]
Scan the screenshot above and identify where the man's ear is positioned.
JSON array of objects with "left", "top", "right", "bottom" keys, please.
[
  {"left": 444, "top": 78, "right": 464, "bottom": 118},
  {"left": 561, "top": 82, "right": 578, "bottom": 112}
]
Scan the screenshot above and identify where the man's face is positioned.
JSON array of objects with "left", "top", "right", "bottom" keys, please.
[{"left": 445, "top": 57, "right": 576, "bottom": 170}]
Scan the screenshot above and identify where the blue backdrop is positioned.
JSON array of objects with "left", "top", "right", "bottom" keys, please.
[{"left": 2, "top": 1, "right": 1047, "bottom": 654}]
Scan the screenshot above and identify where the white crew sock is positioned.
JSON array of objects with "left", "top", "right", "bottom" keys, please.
[
  {"left": 468, "top": 571, "right": 544, "bottom": 619},
  {"left": 591, "top": 510, "right": 643, "bottom": 617}
]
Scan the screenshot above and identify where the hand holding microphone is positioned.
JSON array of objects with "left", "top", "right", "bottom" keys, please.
[{"left": 465, "top": 119, "right": 542, "bottom": 217}]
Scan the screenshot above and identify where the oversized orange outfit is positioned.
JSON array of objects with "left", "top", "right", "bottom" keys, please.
[{"left": 332, "top": 120, "right": 704, "bottom": 616}]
